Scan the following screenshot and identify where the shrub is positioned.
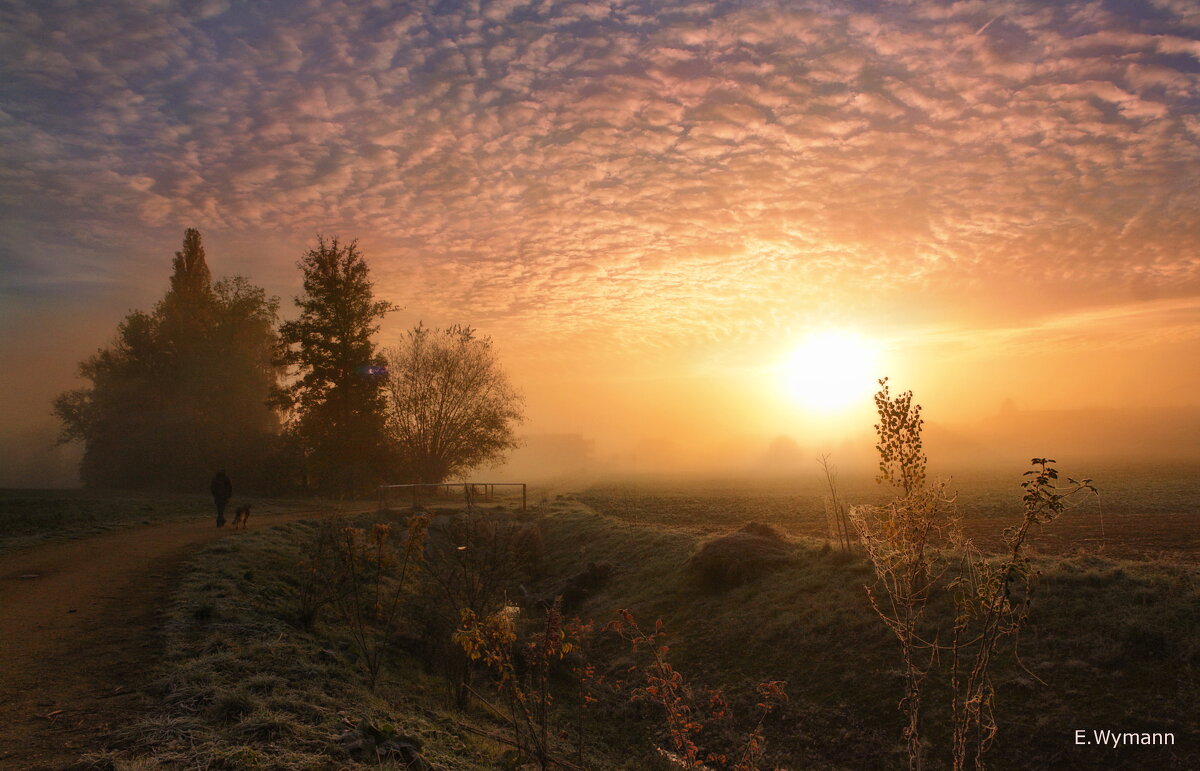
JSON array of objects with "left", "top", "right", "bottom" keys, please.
[
  {"left": 947, "top": 458, "right": 1095, "bottom": 770},
  {"left": 454, "top": 599, "right": 585, "bottom": 769},
  {"left": 327, "top": 514, "right": 429, "bottom": 690},
  {"left": 605, "top": 610, "right": 788, "bottom": 769},
  {"left": 418, "top": 511, "right": 544, "bottom": 705},
  {"left": 687, "top": 522, "right": 796, "bottom": 590},
  {"left": 556, "top": 561, "right": 615, "bottom": 613},
  {"left": 852, "top": 378, "right": 1097, "bottom": 771}
]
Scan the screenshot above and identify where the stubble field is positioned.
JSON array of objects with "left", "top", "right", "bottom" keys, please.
[{"left": 578, "top": 463, "right": 1200, "bottom": 562}]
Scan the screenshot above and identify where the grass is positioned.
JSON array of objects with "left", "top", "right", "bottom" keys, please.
[
  {"left": 0, "top": 488, "right": 372, "bottom": 555},
  {"left": 78, "top": 516, "right": 496, "bottom": 770},
  {"left": 28, "top": 491, "right": 1195, "bottom": 769},
  {"left": 578, "top": 464, "right": 1200, "bottom": 560},
  {"left": 532, "top": 500, "right": 1198, "bottom": 769}
]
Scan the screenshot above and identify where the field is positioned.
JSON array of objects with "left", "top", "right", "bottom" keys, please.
[
  {"left": 578, "top": 462, "right": 1200, "bottom": 561},
  {"left": 0, "top": 488, "right": 372, "bottom": 555},
  {"left": 534, "top": 501, "right": 1199, "bottom": 769},
  {"left": 4, "top": 477, "right": 1196, "bottom": 769},
  {"left": 71, "top": 515, "right": 497, "bottom": 770}
]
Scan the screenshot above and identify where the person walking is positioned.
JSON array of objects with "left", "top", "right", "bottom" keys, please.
[{"left": 210, "top": 470, "right": 232, "bottom": 527}]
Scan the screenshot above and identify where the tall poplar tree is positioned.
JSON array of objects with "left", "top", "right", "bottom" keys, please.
[
  {"left": 156, "top": 228, "right": 221, "bottom": 480},
  {"left": 275, "top": 236, "right": 395, "bottom": 495}
]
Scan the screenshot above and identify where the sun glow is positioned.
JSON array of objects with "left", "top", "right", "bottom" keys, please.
[{"left": 780, "top": 330, "right": 881, "bottom": 413}]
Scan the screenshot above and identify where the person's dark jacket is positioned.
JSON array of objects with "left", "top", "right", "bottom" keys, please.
[{"left": 210, "top": 472, "right": 232, "bottom": 502}]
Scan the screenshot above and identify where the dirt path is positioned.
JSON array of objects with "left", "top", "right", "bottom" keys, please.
[{"left": 0, "top": 509, "right": 337, "bottom": 769}]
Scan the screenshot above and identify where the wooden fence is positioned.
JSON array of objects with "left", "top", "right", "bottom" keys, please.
[{"left": 378, "top": 482, "right": 527, "bottom": 512}]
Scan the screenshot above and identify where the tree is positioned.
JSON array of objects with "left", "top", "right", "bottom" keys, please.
[
  {"left": 155, "top": 228, "right": 219, "bottom": 480},
  {"left": 275, "top": 236, "right": 395, "bottom": 495},
  {"left": 159, "top": 227, "right": 216, "bottom": 350},
  {"left": 383, "top": 324, "right": 523, "bottom": 484},
  {"left": 54, "top": 310, "right": 172, "bottom": 487},
  {"left": 54, "top": 229, "right": 283, "bottom": 489},
  {"left": 205, "top": 276, "right": 285, "bottom": 487}
]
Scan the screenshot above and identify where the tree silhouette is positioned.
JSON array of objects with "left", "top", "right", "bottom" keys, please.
[
  {"left": 54, "top": 229, "right": 282, "bottom": 489},
  {"left": 383, "top": 324, "right": 523, "bottom": 484},
  {"left": 54, "top": 309, "right": 171, "bottom": 487},
  {"left": 163, "top": 228, "right": 214, "bottom": 320},
  {"left": 155, "top": 228, "right": 221, "bottom": 479},
  {"left": 274, "top": 236, "right": 395, "bottom": 495},
  {"left": 206, "top": 276, "right": 285, "bottom": 487}
]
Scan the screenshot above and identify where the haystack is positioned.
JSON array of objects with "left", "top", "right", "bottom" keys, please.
[{"left": 687, "top": 522, "right": 796, "bottom": 590}]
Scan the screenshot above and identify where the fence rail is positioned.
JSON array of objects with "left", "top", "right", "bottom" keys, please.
[{"left": 378, "top": 482, "right": 527, "bottom": 512}]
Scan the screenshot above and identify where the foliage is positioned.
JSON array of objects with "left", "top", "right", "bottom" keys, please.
[
  {"left": 455, "top": 599, "right": 587, "bottom": 769},
  {"left": 53, "top": 229, "right": 282, "bottom": 490},
  {"left": 853, "top": 379, "right": 1099, "bottom": 771},
  {"left": 158, "top": 226, "right": 216, "bottom": 355},
  {"left": 850, "top": 484, "right": 955, "bottom": 770},
  {"left": 606, "top": 610, "right": 787, "bottom": 770},
  {"left": 850, "top": 379, "right": 952, "bottom": 769},
  {"left": 327, "top": 515, "right": 429, "bottom": 690},
  {"left": 418, "top": 511, "right": 544, "bottom": 704},
  {"left": 735, "top": 681, "right": 788, "bottom": 771},
  {"left": 206, "top": 276, "right": 287, "bottom": 485},
  {"left": 873, "top": 378, "right": 926, "bottom": 496},
  {"left": 948, "top": 459, "right": 1096, "bottom": 770},
  {"left": 63, "top": 494, "right": 1193, "bottom": 769},
  {"left": 608, "top": 610, "right": 706, "bottom": 767},
  {"left": 383, "top": 324, "right": 524, "bottom": 485},
  {"left": 274, "top": 236, "right": 396, "bottom": 496},
  {"left": 455, "top": 603, "right": 787, "bottom": 771},
  {"left": 78, "top": 516, "right": 493, "bottom": 770}
]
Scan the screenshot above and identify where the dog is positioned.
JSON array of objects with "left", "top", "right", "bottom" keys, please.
[{"left": 231, "top": 504, "right": 251, "bottom": 530}]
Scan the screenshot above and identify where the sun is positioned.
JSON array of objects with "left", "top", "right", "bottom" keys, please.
[{"left": 780, "top": 330, "right": 881, "bottom": 413}]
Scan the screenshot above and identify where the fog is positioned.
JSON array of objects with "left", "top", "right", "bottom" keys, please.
[
  {"left": 493, "top": 405, "right": 1200, "bottom": 484},
  {"left": 5, "top": 310, "right": 1199, "bottom": 492},
  {"left": 20, "top": 405, "right": 1196, "bottom": 492}
]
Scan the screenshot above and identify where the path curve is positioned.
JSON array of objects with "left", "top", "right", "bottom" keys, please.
[{"left": 0, "top": 508, "right": 339, "bottom": 769}]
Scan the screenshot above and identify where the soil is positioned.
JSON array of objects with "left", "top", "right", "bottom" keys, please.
[{"left": 0, "top": 509, "right": 336, "bottom": 769}]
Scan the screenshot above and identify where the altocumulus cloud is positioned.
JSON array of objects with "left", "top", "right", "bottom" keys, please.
[{"left": 1, "top": 0, "right": 1199, "bottom": 349}]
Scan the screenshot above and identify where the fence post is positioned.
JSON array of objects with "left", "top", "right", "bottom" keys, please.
[{"left": 522, "top": 483, "right": 527, "bottom": 512}]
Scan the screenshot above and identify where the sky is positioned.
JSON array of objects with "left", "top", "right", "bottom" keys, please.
[{"left": 2, "top": 0, "right": 1200, "bottom": 485}]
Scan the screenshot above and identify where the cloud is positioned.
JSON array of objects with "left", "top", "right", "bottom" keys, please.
[{"left": 0, "top": 0, "right": 1197, "bottom": 358}]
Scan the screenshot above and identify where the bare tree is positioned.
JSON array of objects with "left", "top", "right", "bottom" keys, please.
[{"left": 383, "top": 324, "right": 524, "bottom": 484}]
